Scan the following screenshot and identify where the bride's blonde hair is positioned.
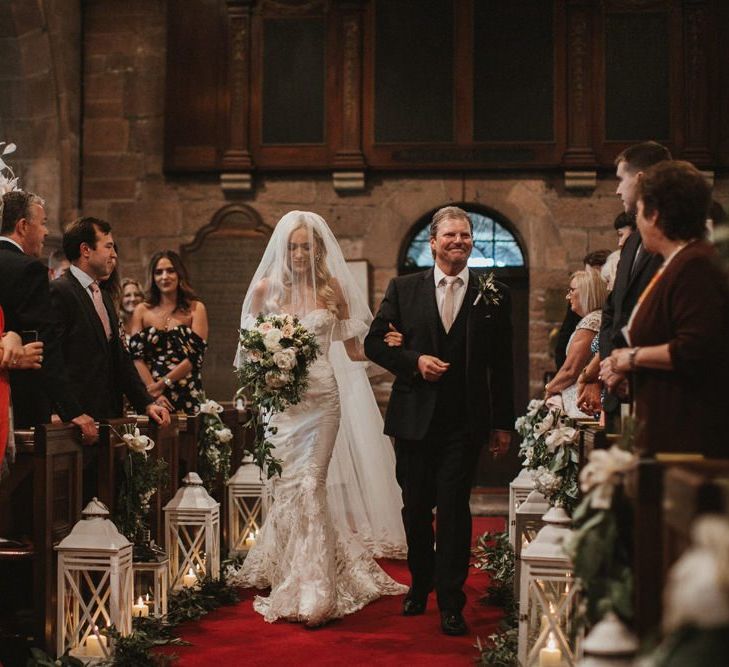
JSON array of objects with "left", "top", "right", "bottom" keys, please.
[{"left": 286, "top": 218, "right": 338, "bottom": 314}]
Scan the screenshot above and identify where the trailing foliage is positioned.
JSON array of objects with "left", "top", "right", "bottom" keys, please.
[
  {"left": 26, "top": 649, "right": 84, "bottom": 666},
  {"left": 114, "top": 449, "right": 168, "bottom": 543},
  {"left": 196, "top": 397, "right": 234, "bottom": 491},
  {"left": 472, "top": 530, "right": 519, "bottom": 666}
]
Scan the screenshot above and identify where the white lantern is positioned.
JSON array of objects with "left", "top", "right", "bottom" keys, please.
[
  {"left": 518, "top": 506, "right": 580, "bottom": 667},
  {"left": 226, "top": 457, "right": 268, "bottom": 557},
  {"left": 509, "top": 468, "right": 536, "bottom": 547},
  {"left": 132, "top": 557, "right": 169, "bottom": 617},
  {"left": 514, "top": 489, "right": 550, "bottom": 599},
  {"left": 164, "top": 472, "right": 220, "bottom": 589},
  {"left": 577, "top": 612, "right": 638, "bottom": 666},
  {"left": 55, "top": 498, "right": 133, "bottom": 661}
]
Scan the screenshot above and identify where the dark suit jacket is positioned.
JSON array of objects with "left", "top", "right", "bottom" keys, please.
[
  {"left": 0, "top": 241, "right": 83, "bottom": 426},
  {"left": 599, "top": 231, "right": 663, "bottom": 359},
  {"left": 49, "top": 270, "right": 153, "bottom": 419},
  {"left": 364, "top": 268, "right": 514, "bottom": 443},
  {"left": 630, "top": 241, "right": 729, "bottom": 457}
]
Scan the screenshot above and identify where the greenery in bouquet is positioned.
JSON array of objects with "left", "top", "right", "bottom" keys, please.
[
  {"left": 236, "top": 313, "right": 319, "bottom": 478},
  {"left": 567, "top": 437, "right": 638, "bottom": 627},
  {"left": 113, "top": 425, "right": 168, "bottom": 544},
  {"left": 196, "top": 397, "right": 234, "bottom": 491}
]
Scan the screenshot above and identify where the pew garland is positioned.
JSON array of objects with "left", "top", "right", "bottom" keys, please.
[
  {"left": 196, "top": 397, "right": 234, "bottom": 491},
  {"left": 516, "top": 399, "right": 580, "bottom": 512},
  {"left": 566, "top": 421, "right": 639, "bottom": 628},
  {"left": 113, "top": 425, "right": 168, "bottom": 544},
  {"left": 472, "top": 531, "right": 519, "bottom": 666}
]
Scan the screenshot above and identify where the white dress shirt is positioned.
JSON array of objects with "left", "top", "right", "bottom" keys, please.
[
  {"left": 70, "top": 264, "right": 96, "bottom": 299},
  {"left": 433, "top": 264, "right": 470, "bottom": 325},
  {"left": 0, "top": 236, "right": 24, "bottom": 253}
]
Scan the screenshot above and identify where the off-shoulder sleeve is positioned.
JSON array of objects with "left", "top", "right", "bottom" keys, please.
[
  {"left": 183, "top": 329, "right": 207, "bottom": 369},
  {"left": 331, "top": 317, "right": 369, "bottom": 342}
]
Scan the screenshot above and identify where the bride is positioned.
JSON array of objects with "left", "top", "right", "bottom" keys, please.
[{"left": 229, "top": 211, "right": 407, "bottom": 626}]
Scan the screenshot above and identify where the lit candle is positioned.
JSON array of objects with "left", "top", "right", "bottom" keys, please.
[
  {"left": 132, "top": 596, "right": 149, "bottom": 617},
  {"left": 182, "top": 567, "right": 197, "bottom": 588},
  {"left": 539, "top": 633, "right": 562, "bottom": 667},
  {"left": 244, "top": 530, "right": 256, "bottom": 548},
  {"left": 85, "top": 629, "right": 107, "bottom": 657}
]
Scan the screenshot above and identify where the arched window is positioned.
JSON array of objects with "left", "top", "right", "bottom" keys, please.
[{"left": 401, "top": 208, "right": 525, "bottom": 273}]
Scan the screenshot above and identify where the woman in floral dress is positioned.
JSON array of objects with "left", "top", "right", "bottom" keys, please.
[{"left": 129, "top": 251, "right": 208, "bottom": 414}]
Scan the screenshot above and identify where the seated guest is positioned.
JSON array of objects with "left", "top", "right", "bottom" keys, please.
[
  {"left": 50, "top": 217, "right": 169, "bottom": 425},
  {"left": 119, "top": 278, "right": 144, "bottom": 341},
  {"left": 606, "top": 161, "right": 729, "bottom": 457},
  {"left": 48, "top": 248, "right": 70, "bottom": 280},
  {"left": 554, "top": 250, "right": 611, "bottom": 369},
  {"left": 546, "top": 270, "right": 607, "bottom": 417},
  {"left": 129, "top": 251, "right": 208, "bottom": 414},
  {"left": 0, "top": 191, "right": 96, "bottom": 441}
]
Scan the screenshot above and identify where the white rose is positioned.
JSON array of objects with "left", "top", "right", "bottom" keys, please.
[
  {"left": 545, "top": 426, "right": 578, "bottom": 453},
  {"left": 122, "top": 428, "right": 155, "bottom": 455},
  {"left": 199, "top": 399, "right": 223, "bottom": 415},
  {"left": 273, "top": 347, "right": 297, "bottom": 370},
  {"left": 579, "top": 445, "right": 638, "bottom": 509},
  {"left": 264, "top": 328, "right": 283, "bottom": 352},
  {"left": 265, "top": 370, "right": 291, "bottom": 389},
  {"left": 257, "top": 321, "right": 273, "bottom": 334},
  {"left": 216, "top": 427, "right": 233, "bottom": 444}
]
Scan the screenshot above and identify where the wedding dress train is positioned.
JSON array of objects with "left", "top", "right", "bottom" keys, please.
[{"left": 229, "top": 310, "right": 407, "bottom": 625}]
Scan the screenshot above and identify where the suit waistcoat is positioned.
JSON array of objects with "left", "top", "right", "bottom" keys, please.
[{"left": 432, "top": 299, "right": 469, "bottom": 425}]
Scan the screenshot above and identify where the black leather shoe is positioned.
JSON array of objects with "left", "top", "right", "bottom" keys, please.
[
  {"left": 402, "top": 595, "right": 427, "bottom": 616},
  {"left": 440, "top": 610, "right": 468, "bottom": 636}
]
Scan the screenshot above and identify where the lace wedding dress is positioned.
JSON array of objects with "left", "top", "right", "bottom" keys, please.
[{"left": 229, "top": 309, "right": 407, "bottom": 626}]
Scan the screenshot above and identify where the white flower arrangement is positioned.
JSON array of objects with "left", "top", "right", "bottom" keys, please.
[
  {"left": 544, "top": 425, "right": 578, "bottom": 454},
  {"left": 121, "top": 427, "right": 155, "bottom": 458},
  {"left": 237, "top": 313, "right": 320, "bottom": 478},
  {"left": 0, "top": 142, "right": 19, "bottom": 194},
  {"left": 196, "top": 395, "right": 233, "bottom": 489},
  {"left": 579, "top": 445, "right": 638, "bottom": 510}
]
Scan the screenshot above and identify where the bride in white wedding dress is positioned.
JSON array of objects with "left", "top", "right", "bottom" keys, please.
[{"left": 229, "top": 211, "right": 407, "bottom": 626}]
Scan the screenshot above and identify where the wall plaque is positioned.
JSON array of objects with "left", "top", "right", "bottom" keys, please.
[{"left": 181, "top": 205, "right": 271, "bottom": 401}]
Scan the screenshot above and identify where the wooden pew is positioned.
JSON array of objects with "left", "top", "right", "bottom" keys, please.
[
  {"left": 625, "top": 455, "right": 727, "bottom": 638},
  {"left": 0, "top": 424, "right": 83, "bottom": 657},
  {"left": 135, "top": 416, "right": 180, "bottom": 547}
]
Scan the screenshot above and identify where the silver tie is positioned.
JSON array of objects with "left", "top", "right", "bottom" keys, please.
[{"left": 441, "top": 277, "right": 459, "bottom": 333}]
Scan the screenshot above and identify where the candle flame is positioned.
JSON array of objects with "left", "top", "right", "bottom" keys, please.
[
  {"left": 547, "top": 632, "right": 557, "bottom": 650},
  {"left": 136, "top": 596, "right": 144, "bottom": 605}
]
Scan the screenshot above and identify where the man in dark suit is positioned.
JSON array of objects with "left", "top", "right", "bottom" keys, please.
[
  {"left": 0, "top": 191, "right": 97, "bottom": 439},
  {"left": 598, "top": 141, "right": 671, "bottom": 430},
  {"left": 50, "top": 216, "right": 169, "bottom": 425},
  {"left": 365, "top": 206, "right": 514, "bottom": 636}
]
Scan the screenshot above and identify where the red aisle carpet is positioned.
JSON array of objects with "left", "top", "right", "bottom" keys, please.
[{"left": 157, "top": 517, "right": 505, "bottom": 666}]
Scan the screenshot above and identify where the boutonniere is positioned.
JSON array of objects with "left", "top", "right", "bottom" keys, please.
[{"left": 473, "top": 272, "right": 502, "bottom": 307}]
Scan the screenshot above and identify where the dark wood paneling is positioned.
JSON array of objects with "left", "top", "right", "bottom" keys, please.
[
  {"left": 472, "top": 0, "right": 554, "bottom": 142},
  {"left": 163, "top": 0, "right": 725, "bottom": 172},
  {"left": 373, "top": 0, "right": 453, "bottom": 143},
  {"left": 604, "top": 11, "right": 670, "bottom": 141},
  {"left": 164, "top": 0, "right": 227, "bottom": 171}
]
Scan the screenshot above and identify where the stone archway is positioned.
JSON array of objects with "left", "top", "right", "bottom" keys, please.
[{"left": 181, "top": 204, "right": 271, "bottom": 401}]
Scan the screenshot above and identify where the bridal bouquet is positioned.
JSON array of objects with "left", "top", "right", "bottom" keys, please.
[{"left": 236, "top": 314, "right": 319, "bottom": 477}]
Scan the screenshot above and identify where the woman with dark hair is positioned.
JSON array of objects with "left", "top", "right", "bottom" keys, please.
[
  {"left": 605, "top": 161, "right": 729, "bottom": 457},
  {"left": 129, "top": 251, "right": 208, "bottom": 414}
]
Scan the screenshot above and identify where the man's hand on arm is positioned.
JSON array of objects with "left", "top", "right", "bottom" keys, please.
[
  {"left": 71, "top": 414, "right": 99, "bottom": 445},
  {"left": 146, "top": 403, "right": 171, "bottom": 426},
  {"left": 417, "top": 355, "right": 450, "bottom": 382}
]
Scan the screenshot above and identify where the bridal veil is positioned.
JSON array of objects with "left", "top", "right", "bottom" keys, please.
[{"left": 235, "top": 210, "right": 406, "bottom": 558}]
